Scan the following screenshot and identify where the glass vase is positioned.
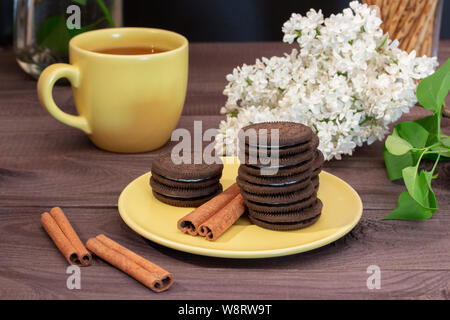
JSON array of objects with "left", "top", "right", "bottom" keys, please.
[
  {"left": 13, "top": 0, "right": 123, "bottom": 79},
  {"left": 362, "top": 0, "right": 443, "bottom": 57}
]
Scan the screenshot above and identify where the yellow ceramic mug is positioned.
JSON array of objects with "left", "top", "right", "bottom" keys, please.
[{"left": 37, "top": 28, "right": 188, "bottom": 153}]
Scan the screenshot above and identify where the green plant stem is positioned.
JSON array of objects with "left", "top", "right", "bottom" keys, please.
[
  {"left": 412, "top": 142, "right": 442, "bottom": 153},
  {"left": 415, "top": 147, "right": 428, "bottom": 168},
  {"left": 412, "top": 144, "right": 444, "bottom": 171},
  {"left": 423, "top": 150, "right": 447, "bottom": 155},
  {"left": 431, "top": 153, "right": 441, "bottom": 175},
  {"left": 436, "top": 107, "right": 442, "bottom": 140},
  {"left": 96, "top": 0, "right": 115, "bottom": 27}
]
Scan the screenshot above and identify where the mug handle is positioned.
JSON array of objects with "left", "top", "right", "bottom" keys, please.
[{"left": 37, "top": 63, "right": 91, "bottom": 134}]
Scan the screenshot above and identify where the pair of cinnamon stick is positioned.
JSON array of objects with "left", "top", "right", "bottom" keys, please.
[
  {"left": 177, "top": 183, "right": 246, "bottom": 241},
  {"left": 41, "top": 207, "right": 92, "bottom": 266},
  {"left": 41, "top": 207, "right": 172, "bottom": 292},
  {"left": 86, "top": 235, "right": 173, "bottom": 292}
]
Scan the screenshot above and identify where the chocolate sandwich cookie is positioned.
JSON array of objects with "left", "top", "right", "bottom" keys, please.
[
  {"left": 150, "top": 177, "right": 220, "bottom": 198},
  {"left": 151, "top": 172, "right": 221, "bottom": 189},
  {"left": 244, "top": 193, "right": 317, "bottom": 213},
  {"left": 311, "top": 176, "right": 320, "bottom": 191},
  {"left": 312, "top": 150, "right": 325, "bottom": 170},
  {"left": 236, "top": 175, "right": 312, "bottom": 195},
  {"left": 243, "top": 148, "right": 314, "bottom": 168},
  {"left": 151, "top": 153, "right": 223, "bottom": 181},
  {"left": 238, "top": 165, "right": 313, "bottom": 186},
  {"left": 152, "top": 185, "right": 223, "bottom": 207},
  {"left": 248, "top": 214, "right": 321, "bottom": 231},
  {"left": 248, "top": 200, "right": 322, "bottom": 223},
  {"left": 311, "top": 134, "right": 320, "bottom": 150},
  {"left": 241, "top": 122, "right": 313, "bottom": 148},
  {"left": 150, "top": 152, "right": 223, "bottom": 207},
  {"left": 240, "top": 156, "right": 314, "bottom": 177},
  {"left": 240, "top": 183, "right": 316, "bottom": 206},
  {"left": 312, "top": 167, "right": 322, "bottom": 178},
  {"left": 245, "top": 134, "right": 319, "bottom": 158},
  {"left": 309, "top": 150, "right": 324, "bottom": 178}
]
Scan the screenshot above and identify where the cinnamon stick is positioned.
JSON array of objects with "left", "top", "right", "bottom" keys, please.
[
  {"left": 41, "top": 207, "right": 92, "bottom": 266},
  {"left": 96, "top": 234, "right": 173, "bottom": 286},
  {"left": 177, "top": 183, "right": 240, "bottom": 236},
  {"left": 86, "top": 235, "right": 173, "bottom": 293},
  {"left": 198, "top": 194, "right": 246, "bottom": 241}
]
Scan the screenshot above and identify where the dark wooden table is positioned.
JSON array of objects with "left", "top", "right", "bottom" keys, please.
[{"left": 0, "top": 41, "right": 449, "bottom": 300}]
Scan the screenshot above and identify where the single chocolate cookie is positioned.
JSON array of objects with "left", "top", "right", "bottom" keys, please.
[
  {"left": 312, "top": 167, "right": 322, "bottom": 178},
  {"left": 244, "top": 134, "right": 319, "bottom": 157},
  {"left": 239, "top": 156, "right": 314, "bottom": 177},
  {"left": 242, "top": 149, "right": 314, "bottom": 168},
  {"left": 311, "top": 134, "right": 320, "bottom": 150},
  {"left": 240, "top": 122, "right": 313, "bottom": 147},
  {"left": 152, "top": 185, "right": 223, "bottom": 207},
  {"left": 248, "top": 213, "right": 321, "bottom": 231},
  {"left": 238, "top": 166, "right": 313, "bottom": 186},
  {"left": 151, "top": 172, "right": 221, "bottom": 189},
  {"left": 312, "top": 150, "right": 325, "bottom": 171},
  {"left": 248, "top": 199, "right": 323, "bottom": 223},
  {"left": 150, "top": 177, "right": 220, "bottom": 198},
  {"left": 236, "top": 175, "right": 311, "bottom": 195},
  {"left": 151, "top": 152, "right": 223, "bottom": 180},
  {"left": 240, "top": 183, "right": 316, "bottom": 206},
  {"left": 244, "top": 193, "right": 318, "bottom": 213},
  {"left": 311, "top": 176, "right": 320, "bottom": 191}
]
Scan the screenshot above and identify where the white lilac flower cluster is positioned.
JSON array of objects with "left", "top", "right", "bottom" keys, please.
[{"left": 215, "top": 1, "right": 437, "bottom": 160}]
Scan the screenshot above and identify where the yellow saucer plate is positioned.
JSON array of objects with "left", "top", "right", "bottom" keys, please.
[{"left": 118, "top": 157, "right": 363, "bottom": 258}]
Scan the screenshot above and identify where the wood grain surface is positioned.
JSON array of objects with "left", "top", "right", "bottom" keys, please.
[{"left": 0, "top": 41, "right": 449, "bottom": 300}]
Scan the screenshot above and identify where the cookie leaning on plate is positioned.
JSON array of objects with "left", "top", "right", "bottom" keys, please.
[
  {"left": 150, "top": 153, "right": 223, "bottom": 207},
  {"left": 237, "top": 121, "right": 323, "bottom": 231}
]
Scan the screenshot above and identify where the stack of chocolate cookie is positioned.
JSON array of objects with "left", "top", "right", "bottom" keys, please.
[
  {"left": 237, "top": 122, "right": 324, "bottom": 230},
  {"left": 150, "top": 153, "right": 223, "bottom": 207}
]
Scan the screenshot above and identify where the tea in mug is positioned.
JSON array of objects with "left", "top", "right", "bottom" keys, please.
[{"left": 94, "top": 46, "right": 168, "bottom": 55}]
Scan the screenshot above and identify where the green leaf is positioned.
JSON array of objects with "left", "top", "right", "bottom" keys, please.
[
  {"left": 414, "top": 114, "right": 441, "bottom": 145},
  {"left": 376, "top": 35, "right": 388, "bottom": 52},
  {"left": 423, "top": 150, "right": 450, "bottom": 161},
  {"left": 383, "top": 145, "right": 417, "bottom": 181},
  {"left": 385, "top": 135, "right": 413, "bottom": 155},
  {"left": 382, "top": 192, "right": 434, "bottom": 220},
  {"left": 417, "top": 58, "right": 450, "bottom": 112},
  {"left": 402, "top": 167, "right": 437, "bottom": 210},
  {"left": 37, "top": 15, "right": 71, "bottom": 54},
  {"left": 395, "top": 121, "right": 429, "bottom": 149},
  {"left": 230, "top": 110, "right": 239, "bottom": 118},
  {"left": 96, "top": 0, "right": 115, "bottom": 27},
  {"left": 420, "top": 170, "right": 438, "bottom": 210},
  {"left": 68, "top": 17, "right": 105, "bottom": 38},
  {"left": 442, "top": 136, "right": 450, "bottom": 148},
  {"left": 72, "top": 0, "right": 87, "bottom": 5},
  {"left": 428, "top": 146, "right": 450, "bottom": 159}
]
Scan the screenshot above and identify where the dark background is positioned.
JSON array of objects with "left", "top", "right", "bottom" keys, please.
[{"left": 1, "top": 0, "right": 449, "bottom": 45}]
